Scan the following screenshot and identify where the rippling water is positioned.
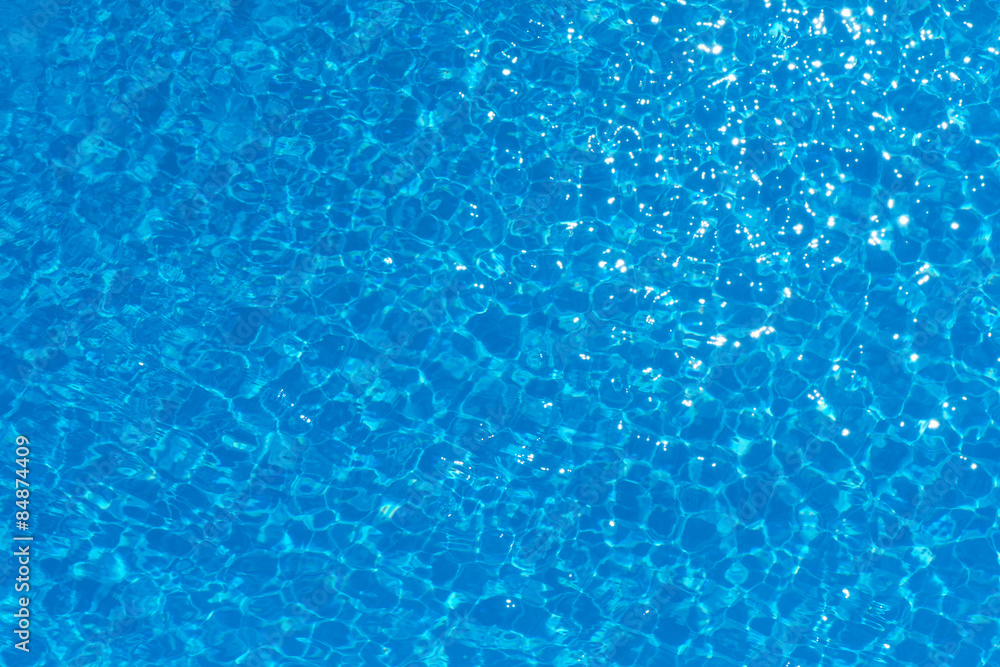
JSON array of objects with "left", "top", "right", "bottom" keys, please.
[{"left": 1, "top": 0, "right": 999, "bottom": 665}]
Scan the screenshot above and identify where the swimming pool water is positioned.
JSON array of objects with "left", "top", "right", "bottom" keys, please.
[{"left": 1, "top": 0, "right": 999, "bottom": 665}]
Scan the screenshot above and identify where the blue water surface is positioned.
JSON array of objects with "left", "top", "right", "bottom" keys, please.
[{"left": 1, "top": 0, "right": 999, "bottom": 665}]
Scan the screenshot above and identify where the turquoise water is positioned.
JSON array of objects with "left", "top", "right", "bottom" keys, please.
[{"left": 1, "top": 0, "right": 999, "bottom": 665}]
